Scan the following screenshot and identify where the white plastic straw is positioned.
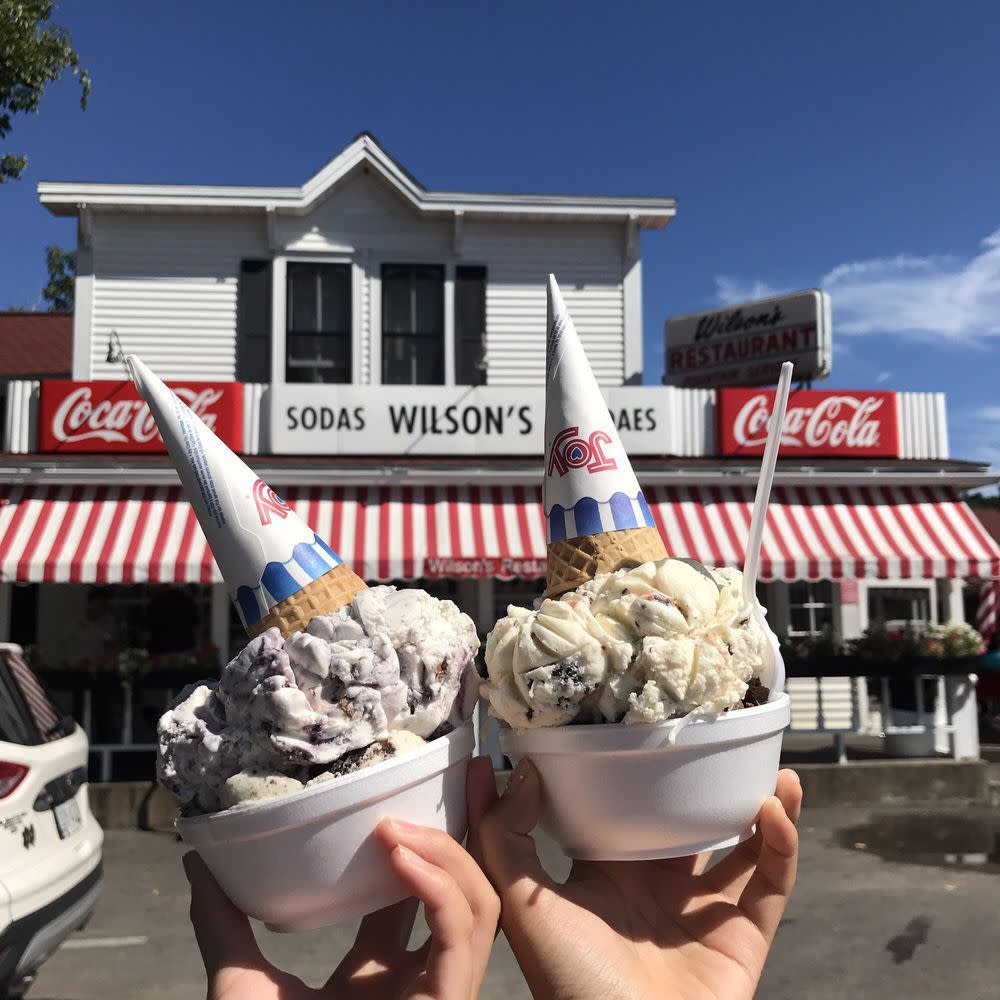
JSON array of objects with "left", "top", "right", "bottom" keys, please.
[{"left": 742, "top": 362, "right": 794, "bottom": 608}]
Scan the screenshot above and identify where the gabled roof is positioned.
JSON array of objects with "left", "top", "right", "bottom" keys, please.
[
  {"left": 38, "top": 132, "right": 676, "bottom": 228},
  {"left": 0, "top": 312, "right": 72, "bottom": 378}
]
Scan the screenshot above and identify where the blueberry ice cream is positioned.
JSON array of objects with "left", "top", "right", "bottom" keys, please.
[{"left": 158, "top": 586, "right": 479, "bottom": 814}]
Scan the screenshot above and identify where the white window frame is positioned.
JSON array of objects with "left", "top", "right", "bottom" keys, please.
[
  {"left": 272, "top": 252, "right": 486, "bottom": 388},
  {"left": 786, "top": 580, "right": 841, "bottom": 639},
  {"left": 270, "top": 253, "right": 363, "bottom": 386},
  {"left": 858, "top": 579, "right": 938, "bottom": 632},
  {"left": 368, "top": 253, "right": 459, "bottom": 386}
]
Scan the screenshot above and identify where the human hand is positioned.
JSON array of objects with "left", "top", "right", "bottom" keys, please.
[
  {"left": 184, "top": 757, "right": 500, "bottom": 1000},
  {"left": 471, "top": 762, "right": 802, "bottom": 1000}
]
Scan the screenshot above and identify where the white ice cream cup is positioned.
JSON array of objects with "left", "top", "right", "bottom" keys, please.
[
  {"left": 177, "top": 723, "right": 475, "bottom": 931},
  {"left": 499, "top": 694, "right": 790, "bottom": 861}
]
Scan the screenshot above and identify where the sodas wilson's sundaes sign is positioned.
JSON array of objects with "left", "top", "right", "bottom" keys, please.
[
  {"left": 39, "top": 380, "right": 244, "bottom": 453},
  {"left": 270, "top": 385, "right": 668, "bottom": 457}
]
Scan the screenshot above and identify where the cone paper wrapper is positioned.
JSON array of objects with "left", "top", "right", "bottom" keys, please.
[
  {"left": 126, "top": 355, "right": 348, "bottom": 631},
  {"left": 544, "top": 274, "right": 657, "bottom": 544}
]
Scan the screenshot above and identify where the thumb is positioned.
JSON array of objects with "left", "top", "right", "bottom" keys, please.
[{"left": 474, "top": 758, "right": 556, "bottom": 911}]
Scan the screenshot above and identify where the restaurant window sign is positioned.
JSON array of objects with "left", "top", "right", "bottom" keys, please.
[
  {"left": 717, "top": 388, "right": 900, "bottom": 458},
  {"left": 39, "top": 380, "right": 244, "bottom": 453}
]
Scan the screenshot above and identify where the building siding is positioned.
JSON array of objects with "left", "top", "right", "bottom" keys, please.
[
  {"left": 85, "top": 188, "right": 628, "bottom": 388},
  {"left": 463, "top": 220, "right": 625, "bottom": 386},
  {"left": 90, "top": 214, "right": 268, "bottom": 380},
  {"left": 278, "top": 169, "right": 452, "bottom": 256}
]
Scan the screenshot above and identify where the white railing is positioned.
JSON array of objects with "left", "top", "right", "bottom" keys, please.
[{"left": 787, "top": 673, "right": 979, "bottom": 762}]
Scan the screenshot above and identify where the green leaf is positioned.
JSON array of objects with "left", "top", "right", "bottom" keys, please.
[{"left": 0, "top": 0, "right": 90, "bottom": 182}]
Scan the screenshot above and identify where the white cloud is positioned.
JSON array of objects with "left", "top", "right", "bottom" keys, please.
[
  {"left": 875, "top": 371, "right": 891, "bottom": 384},
  {"left": 977, "top": 406, "right": 1000, "bottom": 421},
  {"left": 714, "top": 276, "right": 781, "bottom": 305},
  {"left": 714, "top": 229, "right": 1000, "bottom": 345}
]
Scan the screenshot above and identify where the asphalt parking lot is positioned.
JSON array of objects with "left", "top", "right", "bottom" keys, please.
[{"left": 29, "top": 803, "right": 1000, "bottom": 1000}]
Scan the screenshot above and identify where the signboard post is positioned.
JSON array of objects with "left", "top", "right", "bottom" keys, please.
[{"left": 664, "top": 290, "right": 832, "bottom": 388}]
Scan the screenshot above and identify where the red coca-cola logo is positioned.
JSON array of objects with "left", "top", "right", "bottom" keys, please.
[
  {"left": 718, "top": 388, "right": 899, "bottom": 458},
  {"left": 39, "top": 380, "right": 244, "bottom": 453}
]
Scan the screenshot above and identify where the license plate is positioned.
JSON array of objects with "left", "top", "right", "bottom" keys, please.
[{"left": 54, "top": 798, "right": 82, "bottom": 839}]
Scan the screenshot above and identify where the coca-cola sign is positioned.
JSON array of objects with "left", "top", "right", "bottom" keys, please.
[
  {"left": 718, "top": 388, "right": 900, "bottom": 458},
  {"left": 39, "top": 380, "right": 243, "bottom": 453}
]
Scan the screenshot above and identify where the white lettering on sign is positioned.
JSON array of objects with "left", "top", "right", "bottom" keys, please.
[
  {"left": 732, "top": 393, "right": 886, "bottom": 450},
  {"left": 51, "top": 386, "right": 222, "bottom": 445}
]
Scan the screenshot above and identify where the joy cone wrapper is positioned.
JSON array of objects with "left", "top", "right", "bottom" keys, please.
[
  {"left": 544, "top": 275, "right": 666, "bottom": 597},
  {"left": 126, "top": 356, "right": 366, "bottom": 638}
]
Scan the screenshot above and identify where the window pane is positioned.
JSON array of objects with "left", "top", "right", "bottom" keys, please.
[
  {"left": 382, "top": 335, "right": 444, "bottom": 384},
  {"left": 787, "top": 580, "right": 809, "bottom": 606},
  {"left": 287, "top": 334, "right": 351, "bottom": 384},
  {"left": 789, "top": 607, "right": 812, "bottom": 633},
  {"left": 381, "top": 264, "right": 444, "bottom": 385},
  {"left": 320, "top": 266, "right": 351, "bottom": 332},
  {"left": 0, "top": 658, "right": 38, "bottom": 745},
  {"left": 414, "top": 266, "right": 444, "bottom": 331},
  {"left": 286, "top": 263, "right": 352, "bottom": 383},
  {"left": 288, "top": 264, "right": 318, "bottom": 332},
  {"left": 869, "top": 587, "right": 931, "bottom": 627},
  {"left": 236, "top": 259, "right": 272, "bottom": 382},
  {"left": 813, "top": 604, "right": 835, "bottom": 632},
  {"left": 382, "top": 266, "right": 412, "bottom": 334},
  {"left": 455, "top": 265, "right": 486, "bottom": 385}
]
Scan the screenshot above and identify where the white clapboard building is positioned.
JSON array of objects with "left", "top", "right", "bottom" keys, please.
[{"left": 1, "top": 132, "right": 996, "bottom": 776}]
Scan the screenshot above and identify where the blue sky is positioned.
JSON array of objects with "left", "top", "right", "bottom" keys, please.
[{"left": 3, "top": 1, "right": 999, "bottom": 468}]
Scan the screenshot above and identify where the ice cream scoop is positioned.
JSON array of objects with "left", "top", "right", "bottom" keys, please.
[
  {"left": 484, "top": 557, "right": 768, "bottom": 730},
  {"left": 158, "top": 585, "right": 479, "bottom": 815}
]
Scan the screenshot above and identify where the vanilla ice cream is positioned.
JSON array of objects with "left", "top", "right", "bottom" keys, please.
[
  {"left": 159, "top": 586, "right": 479, "bottom": 814},
  {"left": 483, "top": 557, "right": 770, "bottom": 729}
]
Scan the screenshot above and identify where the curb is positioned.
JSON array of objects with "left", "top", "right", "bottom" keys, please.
[{"left": 791, "top": 759, "right": 988, "bottom": 808}]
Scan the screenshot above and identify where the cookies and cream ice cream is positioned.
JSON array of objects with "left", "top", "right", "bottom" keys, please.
[
  {"left": 159, "top": 586, "right": 479, "bottom": 814},
  {"left": 483, "top": 557, "right": 770, "bottom": 730}
]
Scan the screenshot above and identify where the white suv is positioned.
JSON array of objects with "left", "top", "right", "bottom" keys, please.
[{"left": 0, "top": 644, "right": 103, "bottom": 998}]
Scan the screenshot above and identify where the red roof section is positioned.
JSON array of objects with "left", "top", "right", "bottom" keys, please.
[
  {"left": 0, "top": 312, "right": 73, "bottom": 377},
  {"left": 972, "top": 507, "right": 1000, "bottom": 545}
]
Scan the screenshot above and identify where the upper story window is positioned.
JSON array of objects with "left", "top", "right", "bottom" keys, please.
[
  {"left": 286, "top": 262, "right": 351, "bottom": 383},
  {"left": 455, "top": 265, "right": 486, "bottom": 386},
  {"left": 382, "top": 264, "right": 444, "bottom": 385},
  {"left": 236, "top": 260, "right": 272, "bottom": 382}
]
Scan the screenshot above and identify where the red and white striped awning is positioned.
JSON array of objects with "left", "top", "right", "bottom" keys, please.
[{"left": 1, "top": 484, "right": 997, "bottom": 584}]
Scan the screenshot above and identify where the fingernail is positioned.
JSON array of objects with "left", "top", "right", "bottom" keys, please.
[
  {"left": 502, "top": 759, "right": 529, "bottom": 799},
  {"left": 385, "top": 817, "right": 421, "bottom": 835}
]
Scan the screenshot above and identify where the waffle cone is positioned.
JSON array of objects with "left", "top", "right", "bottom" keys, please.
[
  {"left": 546, "top": 525, "right": 667, "bottom": 598},
  {"left": 245, "top": 563, "right": 369, "bottom": 639}
]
